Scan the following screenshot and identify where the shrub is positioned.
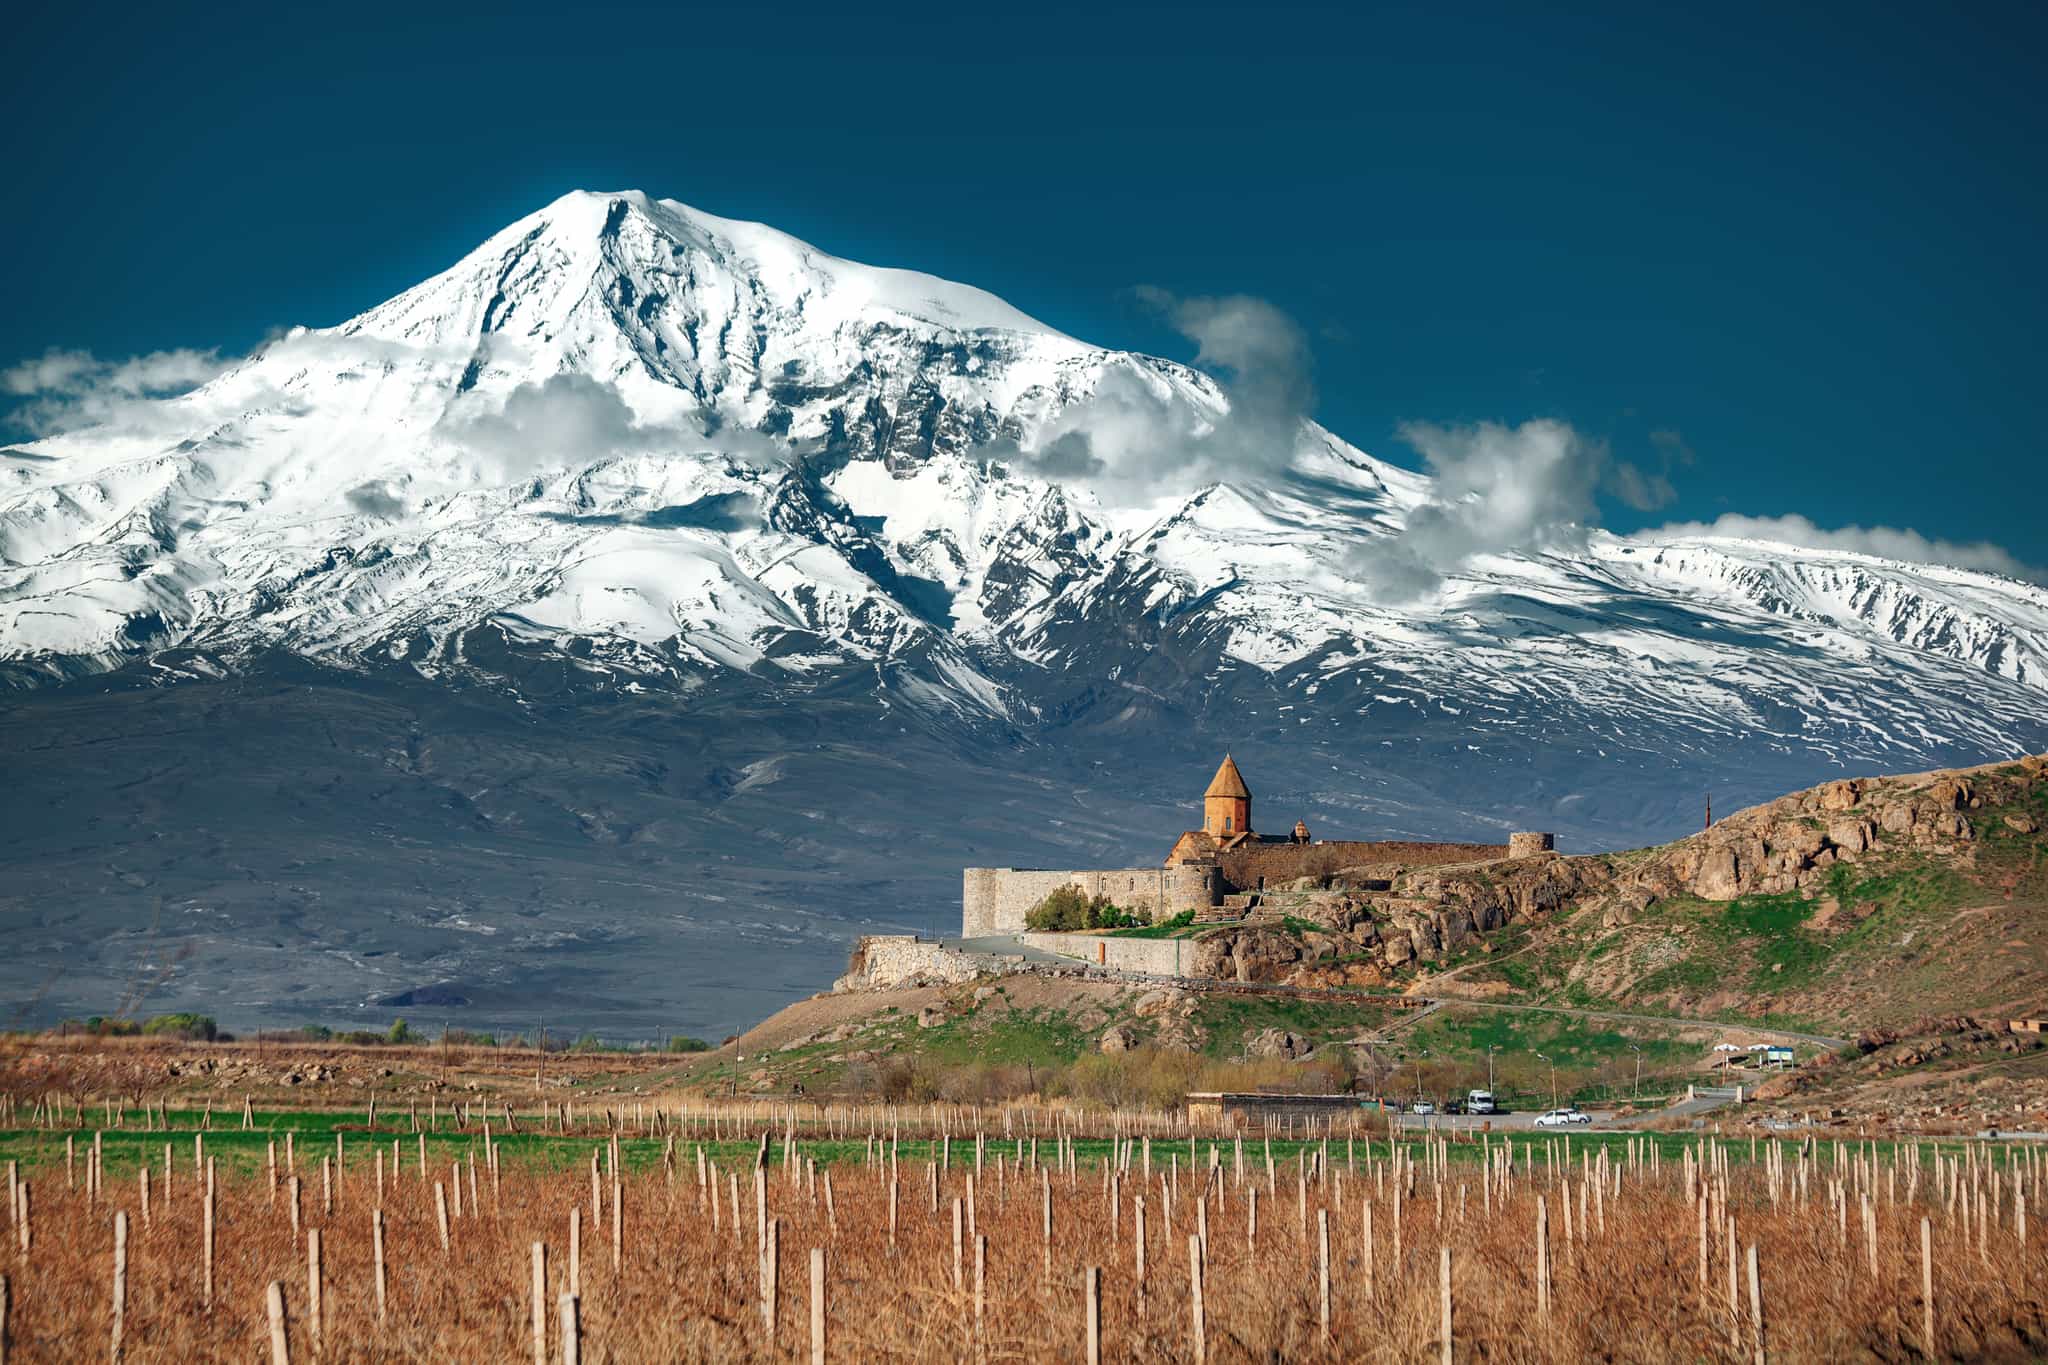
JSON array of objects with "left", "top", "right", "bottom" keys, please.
[
  {"left": 141, "top": 1013, "right": 219, "bottom": 1041},
  {"left": 666, "top": 1035, "right": 713, "bottom": 1053},
  {"left": 1024, "top": 886, "right": 1150, "bottom": 932},
  {"left": 385, "top": 1019, "right": 415, "bottom": 1045}
]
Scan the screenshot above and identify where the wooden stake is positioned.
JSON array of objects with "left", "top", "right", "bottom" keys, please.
[
  {"left": 1921, "top": 1216, "right": 1935, "bottom": 1358},
  {"left": 810, "top": 1246, "right": 827, "bottom": 1365},
  {"left": 434, "top": 1183, "right": 451, "bottom": 1252},
  {"left": 1745, "top": 1243, "right": 1763, "bottom": 1365},
  {"left": 559, "top": 1293, "right": 581, "bottom": 1365},
  {"left": 306, "top": 1228, "right": 322, "bottom": 1352},
  {"left": 373, "top": 1210, "right": 387, "bottom": 1324},
  {"left": 531, "top": 1242, "right": 547, "bottom": 1365},
  {"left": 1439, "top": 1245, "right": 1453, "bottom": 1365},
  {"left": 111, "top": 1210, "right": 127, "bottom": 1363},
  {"left": 266, "top": 1281, "right": 290, "bottom": 1365},
  {"left": 1085, "top": 1266, "right": 1101, "bottom": 1365},
  {"left": 1188, "top": 1234, "right": 1206, "bottom": 1364},
  {"left": 1317, "top": 1207, "right": 1332, "bottom": 1342}
]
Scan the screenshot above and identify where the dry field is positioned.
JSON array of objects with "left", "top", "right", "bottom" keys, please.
[{"left": 0, "top": 1099, "right": 2043, "bottom": 1362}]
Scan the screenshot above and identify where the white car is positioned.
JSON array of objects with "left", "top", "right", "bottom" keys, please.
[
  {"left": 1534, "top": 1108, "right": 1592, "bottom": 1127},
  {"left": 1410, "top": 1100, "right": 1436, "bottom": 1115}
]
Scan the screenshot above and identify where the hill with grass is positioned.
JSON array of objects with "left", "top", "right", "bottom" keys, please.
[{"left": 700, "top": 753, "right": 2046, "bottom": 1124}]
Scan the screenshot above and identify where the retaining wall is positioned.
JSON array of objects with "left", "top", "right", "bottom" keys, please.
[{"left": 1019, "top": 931, "right": 1195, "bottom": 976}]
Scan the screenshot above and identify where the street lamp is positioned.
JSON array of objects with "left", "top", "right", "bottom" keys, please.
[
  {"left": 1487, "top": 1044, "right": 1497, "bottom": 1094},
  {"left": 1628, "top": 1044, "right": 1643, "bottom": 1102},
  {"left": 1536, "top": 1052, "right": 1558, "bottom": 1110}
]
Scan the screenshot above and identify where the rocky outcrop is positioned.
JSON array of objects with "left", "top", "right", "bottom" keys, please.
[
  {"left": 1616, "top": 756, "right": 2046, "bottom": 906},
  {"left": 1165, "top": 754, "right": 2046, "bottom": 988}
]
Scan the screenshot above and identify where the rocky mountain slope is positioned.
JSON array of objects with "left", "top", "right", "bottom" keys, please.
[
  {"left": 3, "top": 190, "right": 2046, "bottom": 1039},
  {"left": 1168, "top": 753, "right": 2047, "bottom": 1033}
]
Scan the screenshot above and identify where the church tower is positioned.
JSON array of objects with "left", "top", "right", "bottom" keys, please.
[{"left": 1203, "top": 754, "right": 1252, "bottom": 837}]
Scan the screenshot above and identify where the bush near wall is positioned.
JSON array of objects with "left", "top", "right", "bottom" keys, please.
[{"left": 1023, "top": 886, "right": 1152, "bottom": 932}]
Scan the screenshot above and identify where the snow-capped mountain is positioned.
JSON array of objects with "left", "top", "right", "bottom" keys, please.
[
  {"left": 2, "top": 189, "right": 2045, "bottom": 1036},
  {"left": 5, "top": 190, "right": 2044, "bottom": 751}
]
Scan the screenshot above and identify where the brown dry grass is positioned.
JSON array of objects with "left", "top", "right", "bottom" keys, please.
[{"left": 2, "top": 1130, "right": 2044, "bottom": 1362}]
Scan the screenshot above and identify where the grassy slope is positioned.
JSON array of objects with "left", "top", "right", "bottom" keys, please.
[{"left": 1442, "top": 770, "right": 2048, "bottom": 1034}]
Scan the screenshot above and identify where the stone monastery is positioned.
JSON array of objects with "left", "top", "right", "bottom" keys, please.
[{"left": 962, "top": 755, "right": 1555, "bottom": 936}]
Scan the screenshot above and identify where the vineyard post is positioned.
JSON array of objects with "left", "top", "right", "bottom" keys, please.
[
  {"left": 811, "top": 1247, "right": 827, "bottom": 1365},
  {"left": 1439, "top": 1246, "right": 1452, "bottom": 1365},
  {"left": 1318, "top": 1211, "right": 1335, "bottom": 1342},
  {"left": 1362, "top": 1199, "right": 1374, "bottom": 1298},
  {"left": 373, "top": 1210, "right": 387, "bottom": 1324},
  {"left": 1921, "top": 1216, "right": 1935, "bottom": 1357},
  {"left": 1744, "top": 1244, "right": 1763, "bottom": 1365},
  {"left": 202, "top": 1169, "right": 214, "bottom": 1310},
  {"left": 112, "top": 1209, "right": 127, "bottom": 1363},
  {"left": 975, "top": 1234, "right": 988, "bottom": 1347},
  {"left": 570, "top": 1208, "right": 582, "bottom": 1297},
  {"left": 531, "top": 1242, "right": 547, "bottom": 1365},
  {"left": 1085, "top": 1266, "right": 1101, "bottom": 1365},
  {"left": 762, "top": 1217, "right": 781, "bottom": 1338},
  {"left": 266, "top": 1281, "right": 290, "bottom": 1365},
  {"left": 289, "top": 1176, "right": 302, "bottom": 1238},
  {"left": 559, "top": 1294, "right": 580, "bottom": 1365},
  {"left": 434, "top": 1183, "right": 451, "bottom": 1252},
  {"left": 1189, "top": 1234, "right": 1207, "bottom": 1363},
  {"left": 306, "top": 1227, "right": 322, "bottom": 1352},
  {"left": 1537, "top": 1195, "right": 1550, "bottom": 1318},
  {"left": 1, "top": 1269, "right": 9, "bottom": 1365}
]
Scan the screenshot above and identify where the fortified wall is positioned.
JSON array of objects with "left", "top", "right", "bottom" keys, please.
[
  {"left": 1216, "top": 838, "right": 1509, "bottom": 889},
  {"left": 959, "top": 755, "right": 1554, "bottom": 939},
  {"left": 961, "top": 865, "right": 1220, "bottom": 938}
]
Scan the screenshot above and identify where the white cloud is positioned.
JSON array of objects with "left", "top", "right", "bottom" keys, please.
[
  {"left": 998, "top": 289, "right": 1316, "bottom": 501},
  {"left": 1644, "top": 513, "right": 2043, "bottom": 583},
  {"left": 2, "top": 346, "right": 230, "bottom": 434},
  {"left": 1348, "top": 419, "right": 1613, "bottom": 601}
]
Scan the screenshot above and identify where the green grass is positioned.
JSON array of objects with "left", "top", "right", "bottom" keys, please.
[{"left": 1186, "top": 995, "right": 1397, "bottom": 1059}]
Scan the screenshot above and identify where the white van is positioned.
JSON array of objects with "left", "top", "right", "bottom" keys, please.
[{"left": 1466, "top": 1089, "right": 1497, "bottom": 1115}]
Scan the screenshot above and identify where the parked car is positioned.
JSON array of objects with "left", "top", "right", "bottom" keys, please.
[
  {"left": 1442, "top": 1098, "right": 1466, "bottom": 1115},
  {"left": 1534, "top": 1107, "right": 1591, "bottom": 1128},
  {"left": 1466, "top": 1089, "right": 1498, "bottom": 1115},
  {"left": 1410, "top": 1100, "right": 1436, "bottom": 1115}
]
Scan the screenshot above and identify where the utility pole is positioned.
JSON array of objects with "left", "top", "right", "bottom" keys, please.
[
  {"left": 1486, "top": 1045, "right": 1496, "bottom": 1093},
  {"left": 1628, "top": 1044, "right": 1643, "bottom": 1102},
  {"left": 1536, "top": 1052, "right": 1557, "bottom": 1110}
]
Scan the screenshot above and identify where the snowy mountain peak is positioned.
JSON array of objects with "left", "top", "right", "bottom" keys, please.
[{"left": 1, "top": 191, "right": 2044, "bottom": 813}]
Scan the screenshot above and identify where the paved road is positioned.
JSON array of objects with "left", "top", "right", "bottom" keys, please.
[{"left": 1393, "top": 1089, "right": 1743, "bottom": 1133}]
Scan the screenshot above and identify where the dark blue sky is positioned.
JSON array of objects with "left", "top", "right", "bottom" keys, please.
[{"left": 4, "top": 0, "right": 2042, "bottom": 564}]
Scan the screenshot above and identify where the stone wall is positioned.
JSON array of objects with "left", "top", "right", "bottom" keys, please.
[
  {"left": 962, "top": 865, "right": 1219, "bottom": 937},
  {"left": 1019, "top": 931, "right": 1194, "bottom": 976},
  {"left": 1215, "top": 839, "right": 1509, "bottom": 890},
  {"left": 834, "top": 936, "right": 1026, "bottom": 992}
]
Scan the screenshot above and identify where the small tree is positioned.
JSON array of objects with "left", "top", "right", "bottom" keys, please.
[{"left": 386, "top": 1018, "right": 415, "bottom": 1045}]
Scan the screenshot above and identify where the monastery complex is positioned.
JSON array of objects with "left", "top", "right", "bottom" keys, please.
[{"left": 961, "top": 755, "right": 1555, "bottom": 936}]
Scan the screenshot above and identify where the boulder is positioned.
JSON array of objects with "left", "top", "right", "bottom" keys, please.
[
  {"left": 1099, "top": 1024, "right": 1140, "bottom": 1054},
  {"left": 1827, "top": 818, "right": 1873, "bottom": 854},
  {"left": 2006, "top": 814, "right": 2039, "bottom": 835},
  {"left": 1819, "top": 780, "right": 1863, "bottom": 812},
  {"left": 1246, "top": 1027, "right": 1311, "bottom": 1060},
  {"left": 916, "top": 1006, "right": 947, "bottom": 1029},
  {"left": 1693, "top": 847, "right": 1743, "bottom": 901}
]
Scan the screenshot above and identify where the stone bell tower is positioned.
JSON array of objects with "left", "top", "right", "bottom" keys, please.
[{"left": 1203, "top": 754, "right": 1252, "bottom": 838}]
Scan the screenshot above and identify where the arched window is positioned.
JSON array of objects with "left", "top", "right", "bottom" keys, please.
[{"left": 1223, "top": 816, "right": 1233, "bottom": 832}]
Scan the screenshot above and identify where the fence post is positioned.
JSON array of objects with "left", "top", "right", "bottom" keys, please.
[
  {"left": 1921, "top": 1217, "right": 1935, "bottom": 1358},
  {"left": 1189, "top": 1234, "right": 1206, "bottom": 1363},
  {"left": 559, "top": 1293, "right": 580, "bottom": 1365},
  {"left": 1085, "top": 1266, "right": 1101, "bottom": 1365},
  {"left": 1440, "top": 1245, "right": 1453, "bottom": 1365},
  {"left": 531, "top": 1242, "right": 547, "bottom": 1365},
  {"left": 111, "top": 1210, "right": 127, "bottom": 1363},
  {"left": 266, "top": 1281, "right": 290, "bottom": 1365},
  {"left": 811, "top": 1247, "right": 827, "bottom": 1365}
]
